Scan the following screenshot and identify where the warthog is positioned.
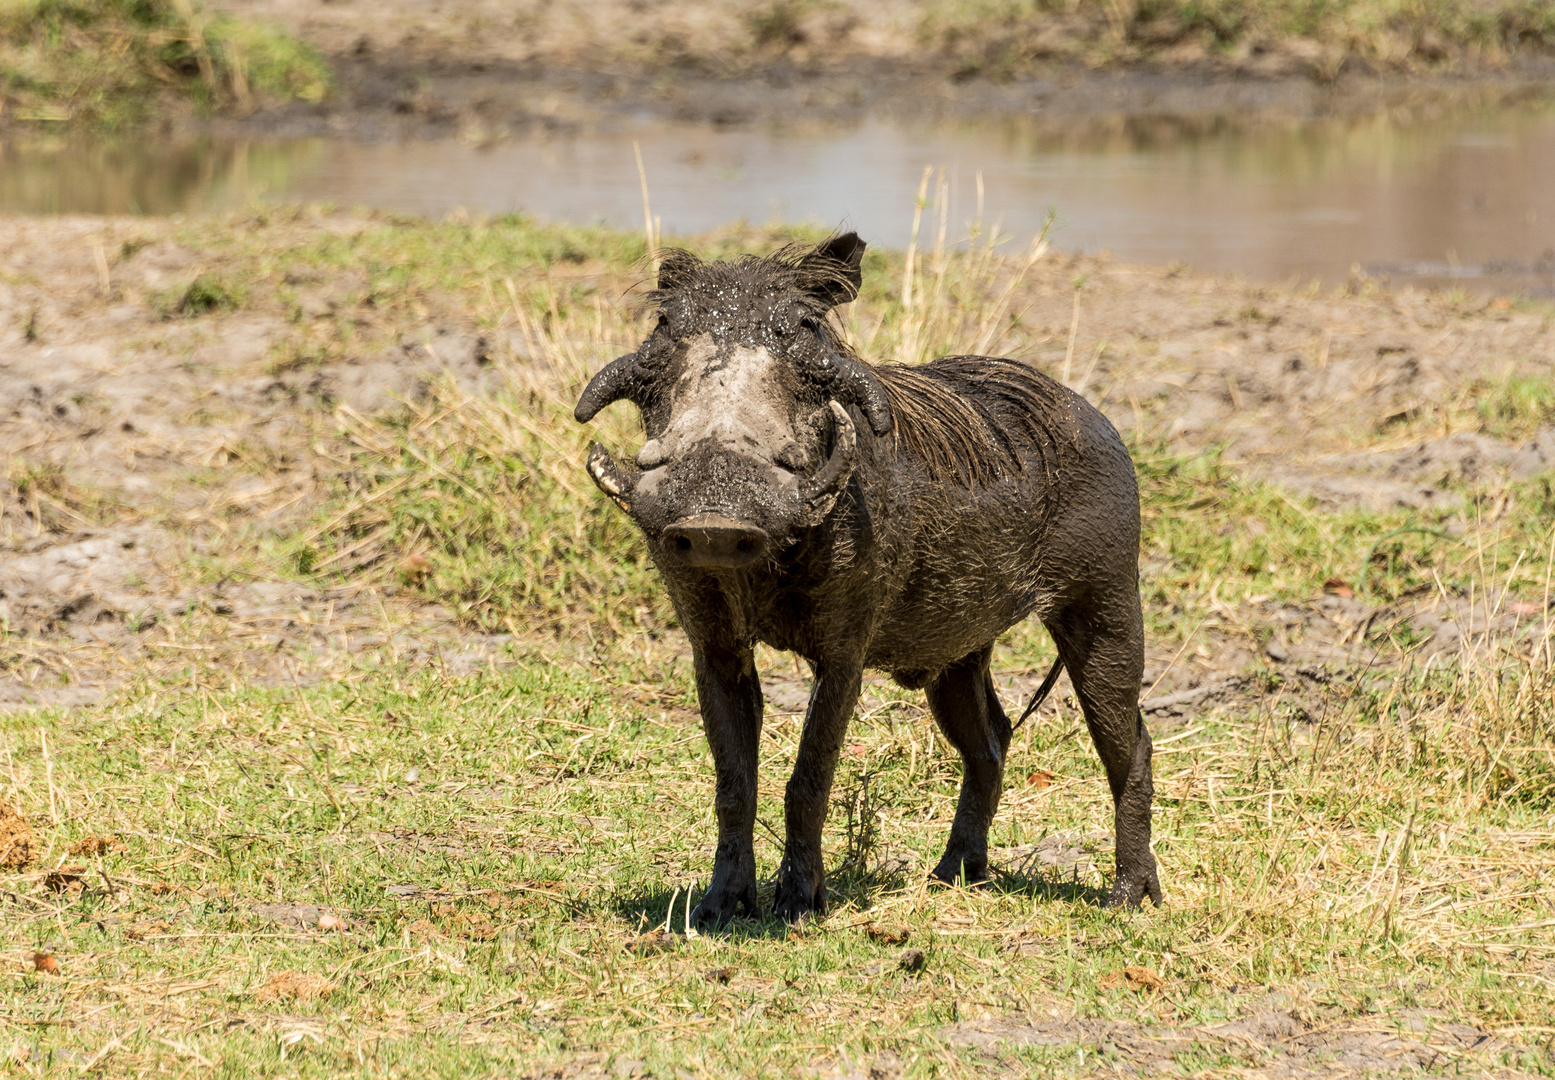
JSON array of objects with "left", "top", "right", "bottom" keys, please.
[{"left": 576, "top": 233, "right": 1160, "bottom": 923}]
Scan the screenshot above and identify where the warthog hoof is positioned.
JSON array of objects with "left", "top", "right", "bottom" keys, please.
[
  {"left": 928, "top": 854, "right": 989, "bottom": 887},
  {"left": 690, "top": 880, "right": 757, "bottom": 928},
  {"left": 772, "top": 874, "right": 826, "bottom": 923},
  {"left": 1103, "top": 859, "right": 1164, "bottom": 909}
]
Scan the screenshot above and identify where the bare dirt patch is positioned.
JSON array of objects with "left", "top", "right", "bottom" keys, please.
[
  {"left": 252, "top": 971, "right": 337, "bottom": 1002},
  {"left": 946, "top": 995, "right": 1529, "bottom": 1076}
]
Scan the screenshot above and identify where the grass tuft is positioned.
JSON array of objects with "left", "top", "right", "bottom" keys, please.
[
  {"left": 171, "top": 269, "right": 244, "bottom": 316},
  {"left": 0, "top": 0, "right": 329, "bottom": 129}
]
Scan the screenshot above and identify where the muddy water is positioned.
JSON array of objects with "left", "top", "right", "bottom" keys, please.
[{"left": 4, "top": 105, "right": 1555, "bottom": 293}]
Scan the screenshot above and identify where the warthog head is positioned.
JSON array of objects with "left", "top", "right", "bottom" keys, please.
[{"left": 574, "top": 233, "right": 892, "bottom": 570}]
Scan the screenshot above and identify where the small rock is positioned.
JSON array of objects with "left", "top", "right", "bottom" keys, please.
[
  {"left": 316, "top": 913, "right": 344, "bottom": 931},
  {"left": 702, "top": 966, "right": 734, "bottom": 984},
  {"left": 404, "top": 768, "right": 420, "bottom": 782},
  {"left": 1265, "top": 637, "right": 1290, "bottom": 662},
  {"left": 898, "top": 948, "right": 926, "bottom": 973}
]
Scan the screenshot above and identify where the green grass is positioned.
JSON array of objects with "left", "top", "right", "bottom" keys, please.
[
  {"left": 1476, "top": 371, "right": 1555, "bottom": 437},
  {"left": 1135, "top": 448, "right": 1555, "bottom": 637},
  {"left": 0, "top": 0, "right": 328, "bottom": 129},
  {"left": 1, "top": 622, "right": 1552, "bottom": 1076}
]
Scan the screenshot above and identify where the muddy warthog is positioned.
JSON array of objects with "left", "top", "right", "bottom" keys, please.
[{"left": 575, "top": 233, "right": 1160, "bottom": 923}]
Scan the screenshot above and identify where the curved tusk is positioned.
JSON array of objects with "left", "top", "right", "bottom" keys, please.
[
  {"left": 800, "top": 401, "right": 857, "bottom": 519},
  {"left": 575, "top": 352, "right": 642, "bottom": 424},
  {"left": 835, "top": 357, "right": 893, "bottom": 436},
  {"left": 586, "top": 443, "right": 639, "bottom": 512}
]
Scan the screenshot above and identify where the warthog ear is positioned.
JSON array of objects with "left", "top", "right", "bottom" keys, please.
[
  {"left": 656, "top": 248, "right": 701, "bottom": 293},
  {"left": 799, "top": 233, "right": 866, "bottom": 308}
]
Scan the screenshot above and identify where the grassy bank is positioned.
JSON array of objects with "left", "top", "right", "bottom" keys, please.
[
  {"left": 917, "top": 0, "right": 1555, "bottom": 77},
  {"left": 0, "top": 0, "right": 327, "bottom": 129},
  {"left": 231, "top": 0, "right": 1555, "bottom": 87},
  {"left": 0, "top": 208, "right": 1552, "bottom": 1075},
  {"left": 0, "top": 581, "right": 1551, "bottom": 1076}
]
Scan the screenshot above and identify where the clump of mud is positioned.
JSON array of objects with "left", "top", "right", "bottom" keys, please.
[{"left": 0, "top": 803, "right": 39, "bottom": 869}]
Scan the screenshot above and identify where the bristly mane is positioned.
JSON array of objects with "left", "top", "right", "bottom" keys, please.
[
  {"left": 874, "top": 357, "right": 1066, "bottom": 488},
  {"left": 646, "top": 242, "right": 859, "bottom": 315}
]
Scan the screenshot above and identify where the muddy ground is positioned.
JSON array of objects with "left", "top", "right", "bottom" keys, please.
[
  {"left": 190, "top": 0, "right": 1555, "bottom": 140},
  {"left": 1, "top": 211, "right": 1550, "bottom": 713}
]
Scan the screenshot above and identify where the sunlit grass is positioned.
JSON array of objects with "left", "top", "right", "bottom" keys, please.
[
  {"left": 0, "top": 0, "right": 328, "bottom": 129},
  {"left": 1, "top": 208, "right": 1550, "bottom": 1076},
  {"left": 0, "top": 586, "right": 1551, "bottom": 1075}
]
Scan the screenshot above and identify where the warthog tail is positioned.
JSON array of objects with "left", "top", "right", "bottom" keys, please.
[{"left": 1012, "top": 656, "right": 1066, "bottom": 732}]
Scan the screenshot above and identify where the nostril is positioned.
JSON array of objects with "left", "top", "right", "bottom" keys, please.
[{"left": 663, "top": 515, "right": 769, "bottom": 568}]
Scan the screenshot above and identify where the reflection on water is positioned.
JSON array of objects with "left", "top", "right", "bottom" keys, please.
[
  {"left": 3, "top": 107, "right": 1554, "bottom": 293},
  {"left": 0, "top": 137, "right": 326, "bottom": 216}
]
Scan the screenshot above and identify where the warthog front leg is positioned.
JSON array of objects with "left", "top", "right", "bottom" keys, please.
[
  {"left": 774, "top": 657, "right": 863, "bottom": 922},
  {"left": 689, "top": 643, "right": 764, "bottom": 928},
  {"left": 926, "top": 643, "right": 1011, "bottom": 885},
  {"left": 1048, "top": 592, "right": 1162, "bottom": 908}
]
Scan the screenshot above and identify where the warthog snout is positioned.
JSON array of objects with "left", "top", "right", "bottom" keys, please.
[{"left": 661, "top": 514, "right": 769, "bottom": 568}]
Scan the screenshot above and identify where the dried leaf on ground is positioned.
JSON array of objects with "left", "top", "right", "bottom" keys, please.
[
  {"left": 1027, "top": 770, "right": 1054, "bottom": 789},
  {"left": 1322, "top": 577, "right": 1355, "bottom": 598},
  {"left": 865, "top": 922, "right": 911, "bottom": 946},
  {"left": 0, "top": 805, "right": 38, "bottom": 870},
  {"left": 1100, "top": 966, "right": 1166, "bottom": 992},
  {"left": 254, "top": 971, "right": 337, "bottom": 1002},
  {"left": 703, "top": 966, "right": 734, "bottom": 984},
  {"left": 68, "top": 835, "right": 122, "bottom": 856},
  {"left": 625, "top": 929, "right": 676, "bottom": 955},
  {"left": 32, "top": 953, "right": 59, "bottom": 975}
]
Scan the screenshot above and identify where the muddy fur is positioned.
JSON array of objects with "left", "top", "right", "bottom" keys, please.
[{"left": 577, "top": 233, "right": 1161, "bottom": 924}]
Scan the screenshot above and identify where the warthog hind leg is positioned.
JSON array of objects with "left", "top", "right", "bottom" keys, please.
[
  {"left": 926, "top": 643, "right": 1011, "bottom": 886},
  {"left": 1048, "top": 594, "right": 1162, "bottom": 908}
]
